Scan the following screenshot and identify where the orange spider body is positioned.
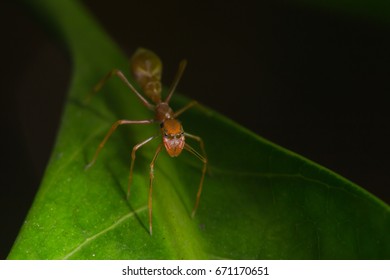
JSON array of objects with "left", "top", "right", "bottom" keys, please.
[{"left": 86, "top": 48, "right": 207, "bottom": 235}]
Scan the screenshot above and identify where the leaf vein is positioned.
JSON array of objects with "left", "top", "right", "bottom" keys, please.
[{"left": 63, "top": 206, "right": 147, "bottom": 259}]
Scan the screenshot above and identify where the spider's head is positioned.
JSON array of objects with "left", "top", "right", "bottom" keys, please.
[{"left": 161, "top": 119, "right": 185, "bottom": 157}]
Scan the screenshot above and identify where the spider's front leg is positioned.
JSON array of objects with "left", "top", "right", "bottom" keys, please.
[{"left": 85, "top": 119, "right": 154, "bottom": 170}]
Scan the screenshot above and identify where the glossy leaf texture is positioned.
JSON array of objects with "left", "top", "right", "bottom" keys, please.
[{"left": 8, "top": 0, "right": 390, "bottom": 259}]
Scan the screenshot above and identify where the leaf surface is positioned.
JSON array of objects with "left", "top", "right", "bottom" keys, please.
[{"left": 8, "top": 0, "right": 390, "bottom": 259}]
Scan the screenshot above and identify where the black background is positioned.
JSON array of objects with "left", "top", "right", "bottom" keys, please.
[{"left": 1, "top": 0, "right": 389, "bottom": 259}]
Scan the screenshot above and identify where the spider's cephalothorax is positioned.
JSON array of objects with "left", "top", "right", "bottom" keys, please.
[{"left": 161, "top": 119, "right": 185, "bottom": 157}]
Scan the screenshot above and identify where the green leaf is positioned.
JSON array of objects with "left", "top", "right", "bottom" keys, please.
[{"left": 9, "top": 0, "right": 390, "bottom": 259}]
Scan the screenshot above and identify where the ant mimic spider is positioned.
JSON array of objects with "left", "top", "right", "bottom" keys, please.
[{"left": 85, "top": 48, "right": 207, "bottom": 235}]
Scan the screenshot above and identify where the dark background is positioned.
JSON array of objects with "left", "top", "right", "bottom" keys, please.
[{"left": 1, "top": 0, "right": 389, "bottom": 258}]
